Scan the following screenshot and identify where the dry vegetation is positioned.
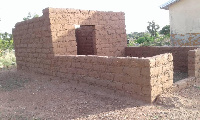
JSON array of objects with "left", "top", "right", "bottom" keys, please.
[{"left": 0, "top": 68, "right": 199, "bottom": 120}]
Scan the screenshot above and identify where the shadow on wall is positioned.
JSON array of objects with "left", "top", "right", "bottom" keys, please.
[
  {"left": 125, "top": 46, "right": 200, "bottom": 83},
  {"left": 75, "top": 25, "right": 97, "bottom": 55},
  {"left": 46, "top": 8, "right": 127, "bottom": 57}
]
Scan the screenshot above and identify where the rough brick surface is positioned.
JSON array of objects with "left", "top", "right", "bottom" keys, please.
[
  {"left": 47, "top": 8, "right": 127, "bottom": 56},
  {"left": 51, "top": 54, "right": 173, "bottom": 102},
  {"left": 12, "top": 8, "right": 174, "bottom": 103},
  {"left": 76, "top": 25, "right": 96, "bottom": 55},
  {"left": 125, "top": 47, "right": 199, "bottom": 73},
  {"left": 188, "top": 48, "right": 200, "bottom": 78}
]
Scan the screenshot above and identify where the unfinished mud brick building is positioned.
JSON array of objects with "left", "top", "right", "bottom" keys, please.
[{"left": 13, "top": 8, "right": 200, "bottom": 103}]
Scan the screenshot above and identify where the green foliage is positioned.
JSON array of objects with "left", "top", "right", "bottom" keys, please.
[
  {"left": 127, "top": 32, "right": 146, "bottom": 46},
  {"left": 0, "top": 40, "right": 13, "bottom": 52},
  {"left": 133, "top": 35, "right": 170, "bottom": 46},
  {"left": 127, "top": 21, "right": 170, "bottom": 46},
  {"left": 134, "top": 33, "right": 154, "bottom": 44},
  {"left": 23, "top": 12, "right": 39, "bottom": 21},
  {"left": 128, "top": 39, "right": 136, "bottom": 47},
  {"left": 160, "top": 25, "right": 170, "bottom": 36},
  {"left": 0, "top": 32, "right": 14, "bottom": 53},
  {"left": 147, "top": 21, "right": 160, "bottom": 37},
  {"left": 127, "top": 32, "right": 145, "bottom": 40}
]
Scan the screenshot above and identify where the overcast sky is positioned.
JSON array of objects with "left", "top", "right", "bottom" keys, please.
[{"left": 0, "top": 0, "right": 169, "bottom": 33}]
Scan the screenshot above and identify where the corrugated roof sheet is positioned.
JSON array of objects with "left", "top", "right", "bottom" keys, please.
[{"left": 160, "top": 0, "right": 181, "bottom": 10}]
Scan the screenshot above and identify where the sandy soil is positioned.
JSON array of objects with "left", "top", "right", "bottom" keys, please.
[{"left": 0, "top": 68, "right": 199, "bottom": 120}]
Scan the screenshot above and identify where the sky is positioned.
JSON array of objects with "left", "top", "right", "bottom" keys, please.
[{"left": 0, "top": 0, "right": 169, "bottom": 34}]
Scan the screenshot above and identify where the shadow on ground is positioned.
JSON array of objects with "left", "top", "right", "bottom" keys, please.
[{"left": 0, "top": 68, "right": 199, "bottom": 120}]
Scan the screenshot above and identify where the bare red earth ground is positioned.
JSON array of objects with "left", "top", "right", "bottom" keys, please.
[{"left": 0, "top": 68, "right": 199, "bottom": 120}]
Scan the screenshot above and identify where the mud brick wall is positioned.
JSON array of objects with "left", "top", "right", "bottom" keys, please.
[
  {"left": 125, "top": 47, "right": 199, "bottom": 72},
  {"left": 12, "top": 14, "right": 53, "bottom": 75},
  {"left": 45, "top": 8, "right": 127, "bottom": 56},
  {"left": 12, "top": 8, "right": 173, "bottom": 103},
  {"left": 188, "top": 48, "right": 200, "bottom": 78},
  {"left": 149, "top": 54, "right": 173, "bottom": 101},
  {"left": 75, "top": 25, "right": 96, "bottom": 55},
  {"left": 51, "top": 53, "right": 173, "bottom": 102},
  {"left": 13, "top": 7, "right": 127, "bottom": 73}
]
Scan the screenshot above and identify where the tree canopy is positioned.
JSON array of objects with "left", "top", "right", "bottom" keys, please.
[
  {"left": 23, "top": 12, "right": 39, "bottom": 21},
  {"left": 147, "top": 21, "right": 160, "bottom": 37},
  {"left": 160, "top": 25, "right": 170, "bottom": 36}
]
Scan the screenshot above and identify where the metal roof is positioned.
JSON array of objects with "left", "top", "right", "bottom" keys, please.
[{"left": 160, "top": 0, "right": 181, "bottom": 10}]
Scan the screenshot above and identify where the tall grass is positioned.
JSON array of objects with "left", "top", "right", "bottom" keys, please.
[{"left": 0, "top": 50, "right": 16, "bottom": 70}]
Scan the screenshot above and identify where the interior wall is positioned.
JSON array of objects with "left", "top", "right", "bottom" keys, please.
[
  {"left": 75, "top": 25, "right": 96, "bottom": 55},
  {"left": 125, "top": 47, "right": 199, "bottom": 72},
  {"left": 47, "top": 8, "right": 127, "bottom": 56}
]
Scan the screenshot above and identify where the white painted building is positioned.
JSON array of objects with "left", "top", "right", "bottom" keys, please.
[{"left": 161, "top": 0, "right": 200, "bottom": 46}]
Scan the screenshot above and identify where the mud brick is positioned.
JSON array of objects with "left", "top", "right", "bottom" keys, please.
[
  {"left": 188, "top": 50, "right": 196, "bottom": 57},
  {"left": 97, "top": 56, "right": 108, "bottom": 65},
  {"left": 93, "top": 64, "right": 106, "bottom": 72},
  {"left": 188, "top": 70, "right": 196, "bottom": 77},
  {"left": 111, "top": 57, "right": 123, "bottom": 66},
  {"left": 113, "top": 81, "right": 123, "bottom": 90},
  {"left": 106, "top": 66, "right": 119, "bottom": 73},
  {"left": 123, "top": 83, "right": 134, "bottom": 93},
  {"left": 82, "top": 63, "right": 93, "bottom": 70},
  {"left": 113, "top": 74, "right": 124, "bottom": 82},
  {"left": 74, "top": 62, "right": 82, "bottom": 68},
  {"left": 141, "top": 67, "right": 151, "bottom": 77},
  {"left": 162, "top": 80, "right": 173, "bottom": 89},
  {"left": 76, "top": 68, "right": 88, "bottom": 75},
  {"left": 123, "top": 67, "right": 141, "bottom": 77},
  {"left": 141, "top": 86, "right": 151, "bottom": 95},
  {"left": 188, "top": 57, "right": 196, "bottom": 64},
  {"left": 36, "top": 49, "right": 42, "bottom": 53},
  {"left": 68, "top": 68, "right": 76, "bottom": 74}
]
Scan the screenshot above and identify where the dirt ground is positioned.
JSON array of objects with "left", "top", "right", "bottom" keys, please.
[{"left": 0, "top": 68, "right": 199, "bottom": 120}]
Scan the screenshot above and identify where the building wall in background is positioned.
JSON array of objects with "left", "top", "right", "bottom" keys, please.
[{"left": 169, "top": 0, "right": 200, "bottom": 46}]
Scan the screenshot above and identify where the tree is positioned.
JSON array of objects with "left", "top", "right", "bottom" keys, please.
[
  {"left": 0, "top": 32, "right": 14, "bottom": 50},
  {"left": 135, "top": 33, "right": 154, "bottom": 44},
  {"left": 23, "top": 12, "right": 39, "bottom": 21},
  {"left": 147, "top": 21, "right": 160, "bottom": 37},
  {"left": 160, "top": 25, "right": 170, "bottom": 36}
]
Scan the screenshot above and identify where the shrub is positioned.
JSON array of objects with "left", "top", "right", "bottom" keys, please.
[
  {"left": 0, "top": 50, "right": 16, "bottom": 69},
  {"left": 135, "top": 33, "right": 155, "bottom": 45},
  {"left": 0, "top": 39, "right": 14, "bottom": 51}
]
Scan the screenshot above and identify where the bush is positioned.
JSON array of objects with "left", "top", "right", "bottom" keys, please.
[
  {"left": 128, "top": 34, "right": 170, "bottom": 47},
  {"left": 134, "top": 33, "right": 154, "bottom": 45},
  {"left": 0, "top": 50, "right": 16, "bottom": 69},
  {"left": 0, "top": 39, "right": 14, "bottom": 51}
]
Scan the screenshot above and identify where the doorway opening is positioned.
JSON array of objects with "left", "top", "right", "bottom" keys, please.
[{"left": 75, "top": 25, "right": 96, "bottom": 55}]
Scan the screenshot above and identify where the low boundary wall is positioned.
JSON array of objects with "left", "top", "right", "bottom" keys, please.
[
  {"left": 16, "top": 53, "right": 173, "bottom": 102},
  {"left": 125, "top": 47, "right": 199, "bottom": 73},
  {"left": 50, "top": 53, "right": 173, "bottom": 102}
]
